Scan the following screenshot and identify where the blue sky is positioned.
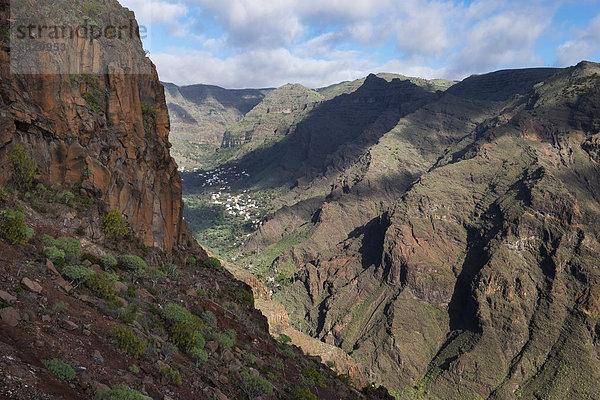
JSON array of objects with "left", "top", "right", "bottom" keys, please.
[{"left": 120, "top": 0, "right": 600, "bottom": 88}]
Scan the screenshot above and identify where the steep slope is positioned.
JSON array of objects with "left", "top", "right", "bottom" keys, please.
[
  {"left": 163, "top": 83, "right": 270, "bottom": 170},
  {"left": 0, "top": 1, "right": 396, "bottom": 399},
  {"left": 262, "top": 62, "right": 600, "bottom": 398},
  {"left": 181, "top": 65, "right": 600, "bottom": 397}
]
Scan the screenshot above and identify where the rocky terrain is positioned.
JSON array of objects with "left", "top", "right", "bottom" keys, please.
[
  {"left": 163, "top": 83, "right": 270, "bottom": 170},
  {"left": 0, "top": 1, "right": 397, "bottom": 399},
  {"left": 179, "top": 62, "right": 600, "bottom": 399}
]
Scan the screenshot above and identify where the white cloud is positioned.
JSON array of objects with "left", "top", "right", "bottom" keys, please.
[
  {"left": 151, "top": 48, "right": 373, "bottom": 88},
  {"left": 446, "top": 9, "right": 550, "bottom": 77},
  {"left": 119, "top": 0, "right": 599, "bottom": 87},
  {"left": 556, "top": 14, "right": 600, "bottom": 66}
]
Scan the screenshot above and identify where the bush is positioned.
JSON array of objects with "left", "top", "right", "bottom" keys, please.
[
  {"left": 85, "top": 272, "right": 117, "bottom": 299},
  {"left": 158, "top": 365, "right": 182, "bottom": 385},
  {"left": 337, "top": 373, "right": 353, "bottom": 386},
  {"left": 300, "top": 366, "right": 323, "bottom": 387},
  {"left": 42, "top": 358, "right": 75, "bottom": 381},
  {"left": 119, "top": 255, "right": 148, "bottom": 274},
  {"left": 10, "top": 143, "right": 36, "bottom": 190},
  {"left": 96, "top": 384, "right": 150, "bottom": 400},
  {"left": 215, "top": 332, "right": 234, "bottom": 351},
  {"left": 189, "top": 346, "right": 208, "bottom": 366},
  {"left": 128, "top": 364, "right": 140, "bottom": 374},
  {"left": 80, "top": 253, "right": 102, "bottom": 265},
  {"left": 61, "top": 265, "right": 94, "bottom": 285},
  {"left": 55, "top": 237, "right": 82, "bottom": 262},
  {"left": 240, "top": 367, "right": 274, "bottom": 400},
  {"left": 288, "top": 387, "right": 317, "bottom": 400},
  {"left": 40, "top": 234, "right": 57, "bottom": 246},
  {"left": 112, "top": 324, "right": 147, "bottom": 358},
  {"left": 277, "top": 334, "right": 292, "bottom": 345},
  {"left": 103, "top": 209, "right": 128, "bottom": 240},
  {"left": 186, "top": 256, "right": 196, "bottom": 265},
  {"left": 0, "top": 209, "right": 34, "bottom": 244},
  {"left": 161, "top": 303, "right": 195, "bottom": 326},
  {"left": 100, "top": 253, "right": 118, "bottom": 269},
  {"left": 194, "top": 330, "right": 206, "bottom": 349},
  {"left": 44, "top": 246, "right": 65, "bottom": 263},
  {"left": 201, "top": 310, "right": 217, "bottom": 328},
  {"left": 276, "top": 344, "right": 297, "bottom": 359},
  {"left": 202, "top": 257, "right": 221, "bottom": 269},
  {"left": 168, "top": 322, "right": 197, "bottom": 352},
  {"left": 239, "top": 289, "right": 255, "bottom": 308},
  {"left": 141, "top": 103, "right": 157, "bottom": 129},
  {"left": 271, "top": 357, "right": 284, "bottom": 370}
]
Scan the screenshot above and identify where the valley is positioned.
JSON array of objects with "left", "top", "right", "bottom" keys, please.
[{"left": 173, "top": 63, "right": 600, "bottom": 399}]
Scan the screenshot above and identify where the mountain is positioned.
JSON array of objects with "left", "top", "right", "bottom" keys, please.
[
  {"left": 0, "top": 1, "right": 394, "bottom": 399},
  {"left": 163, "top": 82, "right": 270, "bottom": 170},
  {"left": 180, "top": 62, "right": 600, "bottom": 398}
]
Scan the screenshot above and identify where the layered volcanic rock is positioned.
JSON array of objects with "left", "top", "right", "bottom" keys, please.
[{"left": 0, "top": 0, "right": 183, "bottom": 251}]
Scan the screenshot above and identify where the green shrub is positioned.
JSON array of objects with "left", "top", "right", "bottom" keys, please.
[
  {"left": 42, "top": 358, "right": 75, "bottom": 381},
  {"left": 10, "top": 143, "right": 36, "bottom": 190},
  {"left": 239, "top": 289, "right": 255, "bottom": 308},
  {"left": 100, "top": 253, "right": 118, "bottom": 269},
  {"left": 128, "top": 364, "right": 140, "bottom": 374},
  {"left": 55, "top": 237, "right": 82, "bottom": 262},
  {"left": 276, "top": 344, "right": 297, "bottom": 359},
  {"left": 80, "top": 253, "right": 102, "bottom": 265},
  {"left": 40, "top": 234, "right": 57, "bottom": 246},
  {"left": 188, "top": 346, "right": 208, "bottom": 366},
  {"left": 277, "top": 334, "right": 292, "bottom": 345},
  {"left": 111, "top": 324, "right": 147, "bottom": 358},
  {"left": 215, "top": 332, "right": 234, "bottom": 351},
  {"left": 168, "top": 322, "right": 196, "bottom": 352},
  {"left": 337, "top": 373, "right": 353, "bottom": 386},
  {"left": 202, "top": 257, "right": 221, "bottom": 269},
  {"left": 85, "top": 272, "right": 117, "bottom": 299},
  {"left": 300, "top": 366, "right": 323, "bottom": 387},
  {"left": 161, "top": 303, "right": 194, "bottom": 326},
  {"left": 52, "top": 301, "right": 67, "bottom": 315},
  {"left": 271, "top": 357, "right": 284, "bottom": 370},
  {"left": 61, "top": 265, "right": 94, "bottom": 285},
  {"left": 196, "top": 288, "right": 207, "bottom": 297},
  {"left": 158, "top": 365, "right": 182, "bottom": 385},
  {"left": 119, "top": 255, "right": 148, "bottom": 274},
  {"left": 194, "top": 330, "right": 206, "bottom": 349},
  {"left": 201, "top": 310, "right": 217, "bottom": 328},
  {"left": 95, "top": 383, "right": 150, "bottom": 400},
  {"left": 0, "top": 209, "right": 34, "bottom": 244},
  {"left": 141, "top": 103, "right": 157, "bottom": 129},
  {"left": 288, "top": 387, "right": 317, "bottom": 400},
  {"left": 103, "top": 210, "right": 128, "bottom": 240},
  {"left": 44, "top": 246, "right": 65, "bottom": 263},
  {"left": 82, "top": 91, "right": 101, "bottom": 114},
  {"left": 244, "top": 352, "right": 257, "bottom": 365},
  {"left": 186, "top": 256, "right": 196, "bottom": 265},
  {"left": 240, "top": 367, "right": 273, "bottom": 399}
]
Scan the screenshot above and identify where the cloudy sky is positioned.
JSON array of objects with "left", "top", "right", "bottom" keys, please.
[{"left": 120, "top": 0, "right": 600, "bottom": 88}]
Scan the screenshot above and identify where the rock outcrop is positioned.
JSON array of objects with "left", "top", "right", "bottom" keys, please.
[{"left": 0, "top": 0, "right": 183, "bottom": 250}]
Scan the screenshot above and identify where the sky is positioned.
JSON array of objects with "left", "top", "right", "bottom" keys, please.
[{"left": 119, "top": 0, "right": 600, "bottom": 89}]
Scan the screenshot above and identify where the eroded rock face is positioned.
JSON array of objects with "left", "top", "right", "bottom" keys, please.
[{"left": 0, "top": 0, "right": 183, "bottom": 251}]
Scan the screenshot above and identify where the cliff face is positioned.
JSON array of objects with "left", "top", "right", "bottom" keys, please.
[{"left": 0, "top": 0, "right": 183, "bottom": 251}]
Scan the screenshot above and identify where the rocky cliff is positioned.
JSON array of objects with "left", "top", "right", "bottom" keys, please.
[{"left": 0, "top": 0, "right": 182, "bottom": 251}]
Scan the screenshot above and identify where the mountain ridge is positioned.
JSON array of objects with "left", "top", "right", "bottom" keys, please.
[{"left": 179, "top": 61, "right": 600, "bottom": 398}]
